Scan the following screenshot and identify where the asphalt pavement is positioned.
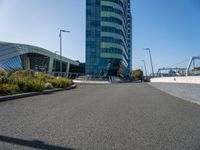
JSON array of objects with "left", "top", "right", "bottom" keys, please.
[{"left": 0, "top": 83, "right": 200, "bottom": 150}]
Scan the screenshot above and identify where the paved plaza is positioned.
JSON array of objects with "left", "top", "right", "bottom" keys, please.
[{"left": 0, "top": 83, "right": 200, "bottom": 150}]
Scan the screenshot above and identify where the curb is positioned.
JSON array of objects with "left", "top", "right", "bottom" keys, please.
[
  {"left": 0, "top": 84, "right": 77, "bottom": 102},
  {"left": 73, "top": 80, "right": 110, "bottom": 84}
]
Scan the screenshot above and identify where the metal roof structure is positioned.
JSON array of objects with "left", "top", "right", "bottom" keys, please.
[
  {"left": 0, "top": 41, "right": 79, "bottom": 66},
  {"left": 0, "top": 41, "right": 79, "bottom": 77}
]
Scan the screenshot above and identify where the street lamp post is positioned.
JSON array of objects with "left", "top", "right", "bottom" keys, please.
[
  {"left": 144, "top": 48, "right": 155, "bottom": 77},
  {"left": 59, "top": 29, "right": 70, "bottom": 76},
  {"left": 140, "top": 60, "right": 147, "bottom": 77}
]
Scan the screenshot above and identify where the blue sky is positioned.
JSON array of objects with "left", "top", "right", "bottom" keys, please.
[{"left": 0, "top": 0, "right": 200, "bottom": 74}]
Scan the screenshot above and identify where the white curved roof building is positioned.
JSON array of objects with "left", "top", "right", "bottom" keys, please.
[{"left": 0, "top": 41, "right": 79, "bottom": 76}]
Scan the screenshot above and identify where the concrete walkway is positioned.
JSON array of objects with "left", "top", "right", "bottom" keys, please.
[{"left": 149, "top": 83, "right": 200, "bottom": 105}]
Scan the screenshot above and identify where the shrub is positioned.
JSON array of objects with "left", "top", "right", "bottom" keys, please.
[
  {"left": 34, "top": 72, "right": 54, "bottom": 83},
  {"left": 10, "top": 70, "right": 35, "bottom": 79},
  {"left": 9, "top": 78, "right": 45, "bottom": 92},
  {"left": 0, "top": 84, "right": 20, "bottom": 96},
  {"left": 44, "top": 82, "right": 54, "bottom": 89},
  {"left": 0, "top": 70, "right": 8, "bottom": 83},
  {"left": 8, "top": 70, "right": 45, "bottom": 92},
  {"left": 49, "top": 77, "right": 73, "bottom": 88},
  {"left": 25, "top": 79, "right": 45, "bottom": 92},
  {"left": 0, "top": 70, "right": 73, "bottom": 95},
  {"left": 131, "top": 69, "right": 143, "bottom": 81}
]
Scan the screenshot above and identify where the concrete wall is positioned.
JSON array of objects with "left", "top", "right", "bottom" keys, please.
[{"left": 150, "top": 76, "right": 200, "bottom": 84}]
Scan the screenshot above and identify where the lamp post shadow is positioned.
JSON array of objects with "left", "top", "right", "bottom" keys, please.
[{"left": 0, "top": 135, "right": 77, "bottom": 150}]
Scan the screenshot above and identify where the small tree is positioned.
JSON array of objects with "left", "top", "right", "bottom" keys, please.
[{"left": 131, "top": 69, "right": 143, "bottom": 81}]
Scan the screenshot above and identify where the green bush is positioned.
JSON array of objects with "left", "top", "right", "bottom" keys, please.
[
  {"left": 8, "top": 70, "right": 45, "bottom": 92},
  {"left": 10, "top": 70, "right": 35, "bottom": 79},
  {"left": 0, "top": 70, "right": 8, "bottom": 83},
  {"left": 9, "top": 78, "right": 45, "bottom": 92},
  {"left": 49, "top": 77, "right": 73, "bottom": 88},
  {"left": 0, "top": 84, "right": 20, "bottom": 96},
  {"left": 0, "top": 70, "right": 73, "bottom": 96},
  {"left": 131, "top": 69, "right": 143, "bottom": 81},
  {"left": 25, "top": 79, "right": 45, "bottom": 92},
  {"left": 34, "top": 72, "right": 54, "bottom": 82},
  {"left": 44, "top": 82, "right": 54, "bottom": 89}
]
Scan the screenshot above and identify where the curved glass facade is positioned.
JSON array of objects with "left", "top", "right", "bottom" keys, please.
[
  {"left": 0, "top": 42, "right": 79, "bottom": 76},
  {"left": 0, "top": 56, "right": 23, "bottom": 71},
  {"left": 86, "top": 0, "right": 132, "bottom": 77}
]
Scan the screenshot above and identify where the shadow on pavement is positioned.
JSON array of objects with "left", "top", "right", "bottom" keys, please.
[{"left": 0, "top": 135, "right": 77, "bottom": 150}]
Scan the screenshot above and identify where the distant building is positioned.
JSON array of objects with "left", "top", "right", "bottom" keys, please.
[
  {"left": 0, "top": 41, "right": 79, "bottom": 77},
  {"left": 86, "top": 0, "right": 132, "bottom": 77}
]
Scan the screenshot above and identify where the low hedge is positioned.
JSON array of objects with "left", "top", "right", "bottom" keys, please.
[
  {"left": 10, "top": 70, "right": 35, "bottom": 79},
  {"left": 34, "top": 72, "right": 54, "bottom": 83},
  {"left": 49, "top": 77, "right": 73, "bottom": 88},
  {"left": 8, "top": 70, "right": 45, "bottom": 92},
  {"left": 0, "top": 84, "right": 20, "bottom": 96},
  {"left": 9, "top": 78, "right": 45, "bottom": 92},
  {"left": 0, "top": 70, "right": 8, "bottom": 84},
  {"left": 0, "top": 70, "right": 73, "bottom": 96}
]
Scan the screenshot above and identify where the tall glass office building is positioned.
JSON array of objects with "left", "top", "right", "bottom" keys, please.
[{"left": 86, "top": 0, "right": 132, "bottom": 77}]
